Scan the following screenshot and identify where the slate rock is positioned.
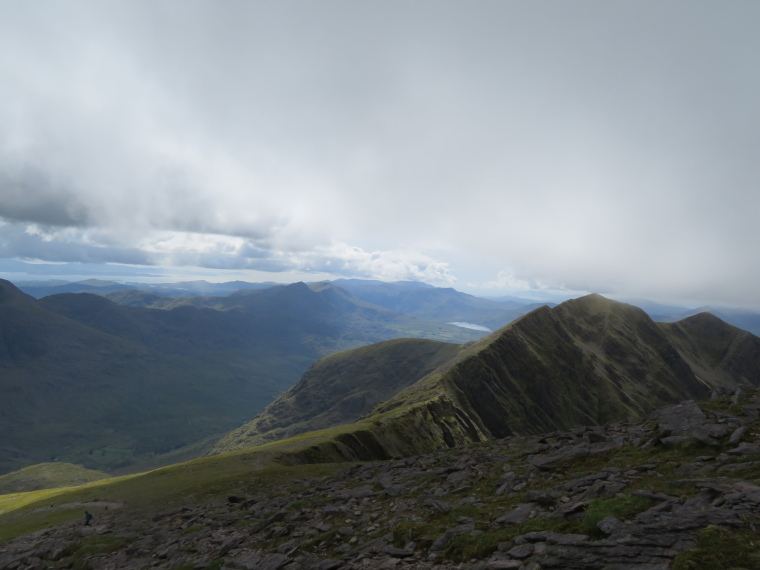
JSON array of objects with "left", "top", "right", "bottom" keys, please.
[{"left": 495, "top": 503, "right": 536, "bottom": 525}]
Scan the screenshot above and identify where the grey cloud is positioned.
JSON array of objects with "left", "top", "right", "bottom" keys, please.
[
  {"left": 0, "top": 224, "right": 152, "bottom": 266},
  {"left": 0, "top": 1, "right": 758, "bottom": 306},
  {"left": 0, "top": 166, "right": 89, "bottom": 227}
]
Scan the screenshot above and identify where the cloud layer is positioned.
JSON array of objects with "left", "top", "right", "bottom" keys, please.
[{"left": 1, "top": 1, "right": 758, "bottom": 305}]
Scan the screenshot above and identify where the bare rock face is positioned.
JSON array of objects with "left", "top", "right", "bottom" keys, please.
[{"left": 652, "top": 400, "right": 731, "bottom": 446}]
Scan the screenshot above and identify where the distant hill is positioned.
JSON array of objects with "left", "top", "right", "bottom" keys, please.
[
  {"left": 0, "top": 462, "right": 108, "bottom": 494},
  {"left": 215, "top": 294, "right": 760, "bottom": 459},
  {"left": 0, "top": 280, "right": 481, "bottom": 474}
]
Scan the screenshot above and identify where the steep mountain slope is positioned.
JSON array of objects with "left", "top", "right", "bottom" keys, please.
[
  {"left": 661, "top": 311, "right": 760, "bottom": 387},
  {"left": 369, "top": 295, "right": 713, "bottom": 439},
  {"left": 218, "top": 338, "right": 463, "bottom": 450},
  {"left": 216, "top": 294, "right": 760, "bottom": 461}
]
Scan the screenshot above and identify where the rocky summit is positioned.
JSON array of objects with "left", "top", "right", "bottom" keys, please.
[{"left": 3, "top": 388, "right": 760, "bottom": 569}]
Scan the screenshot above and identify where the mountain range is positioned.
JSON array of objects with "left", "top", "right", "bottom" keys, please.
[
  {"left": 0, "top": 279, "right": 483, "bottom": 474},
  {"left": 17, "top": 277, "right": 548, "bottom": 333},
  {"left": 18, "top": 277, "right": 760, "bottom": 337}
]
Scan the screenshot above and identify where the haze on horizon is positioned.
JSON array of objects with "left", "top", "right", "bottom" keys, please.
[{"left": 0, "top": 1, "right": 758, "bottom": 307}]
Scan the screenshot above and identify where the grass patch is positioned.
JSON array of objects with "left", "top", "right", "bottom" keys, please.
[
  {"left": 288, "top": 499, "right": 309, "bottom": 510},
  {"left": 672, "top": 525, "right": 760, "bottom": 569},
  {"left": 443, "top": 515, "right": 580, "bottom": 562},
  {"left": 581, "top": 495, "right": 657, "bottom": 537},
  {"left": 66, "top": 534, "right": 133, "bottom": 562},
  {"left": 0, "top": 506, "right": 82, "bottom": 543},
  {"left": 392, "top": 520, "right": 445, "bottom": 549},
  {"left": 0, "top": 448, "right": 347, "bottom": 543},
  {"left": 443, "top": 528, "right": 513, "bottom": 561}
]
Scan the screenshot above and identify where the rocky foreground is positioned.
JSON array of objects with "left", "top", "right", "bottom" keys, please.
[{"left": 3, "top": 390, "right": 760, "bottom": 569}]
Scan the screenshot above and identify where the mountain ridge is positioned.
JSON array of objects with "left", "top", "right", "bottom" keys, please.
[{"left": 215, "top": 294, "right": 760, "bottom": 462}]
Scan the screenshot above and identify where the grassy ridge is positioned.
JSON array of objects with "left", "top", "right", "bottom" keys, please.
[{"left": 215, "top": 338, "right": 462, "bottom": 452}]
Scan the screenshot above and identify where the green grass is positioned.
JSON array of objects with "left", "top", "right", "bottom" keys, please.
[
  {"left": 66, "top": 535, "right": 133, "bottom": 565},
  {"left": 672, "top": 525, "right": 760, "bottom": 569},
  {"left": 0, "top": 444, "right": 348, "bottom": 543},
  {"left": 581, "top": 495, "right": 658, "bottom": 537},
  {"left": 0, "top": 506, "right": 83, "bottom": 543},
  {"left": 443, "top": 516, "right": 580, "bottom": 562}
]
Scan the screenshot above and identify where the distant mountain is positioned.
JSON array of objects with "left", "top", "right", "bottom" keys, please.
[
  {"left": 218, "top": 338, "right": 462, "bottom": 450},
  {"left": 330, "top": 279, "right": 540, "bottom": 330},
  {"left": 650, "top": 305, "right": 760, "bottom": 337},
  {"left": 24, "top": 278, "right": 548, "bottom": 332},
  {"left": 0, "top": 280, "right": 481, "bottom": 474},
  {"left": 132, "top": 280, "right": 281, "bottom": 297},
  {"left": 17, "top": 279, "right": 137, "bottom": 298},
  {"left": 18, "top": 279, "right": 279, "bottom": 299},
  {"left": 0, "top": 279, "right": 302, "bottom": 475},
  {"left": 215, "top": 294, "right": 760, "bottom": 459}
]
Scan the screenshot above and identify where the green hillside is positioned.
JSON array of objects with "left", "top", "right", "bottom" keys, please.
[
  {"left": 217, "top": 338, "right": 463, "bottom": 450},
  {"left": 0, "top": 463, "right": 109, "bottom": 495}
]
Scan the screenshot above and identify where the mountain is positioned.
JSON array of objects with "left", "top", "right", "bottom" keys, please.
[
  {"left": 16, "top": 279, "right": 138, "bottom": 298},
  {"left": 0, "top": 280, "right": 481, "bottom": 475},
  {"left": 17, "top": 279, "right": 279, "bottom": 299},
  {"left": 661, "top": 311, "right": 760, "bottom": 387},
  {"left": 0, "top": 279, "right": 303, "bottom": 475},
  {"left": 331, "top": 279, "right": 541, "bottom": 330},
  {"left": 218, "top": 338, "right": 463, "bottom": 450},
  {"left": 108, "top": 281, "right": 488, "bottom": 347},
  {"left": 214, "top": 294, "right": 760, "bottom": 459},
  {"left": 651, "top": 304, "right": 760, "bottom": 337},
  {"left": 23, "top": 277, "right": 546, "bottom": 332}
]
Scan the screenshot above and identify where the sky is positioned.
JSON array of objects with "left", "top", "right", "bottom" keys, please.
[{"left": 0, "top": 1, "right": 758, "bottom": 306}]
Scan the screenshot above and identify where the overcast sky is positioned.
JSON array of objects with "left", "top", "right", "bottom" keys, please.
[{"left": 0, "top": 1, "right": 758, "bottom": 306}]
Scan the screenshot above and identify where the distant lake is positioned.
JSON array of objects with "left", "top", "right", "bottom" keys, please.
[{"left": 448, "top": 322, "right": 492, "bottom": 332}]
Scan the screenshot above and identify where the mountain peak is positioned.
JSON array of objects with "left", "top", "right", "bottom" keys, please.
[
  {"left": 561, "top": 292, "right": 623, "bottom": 311},
  {"left": 0, "top": 279, "right": 33, "bottom": 305}
]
